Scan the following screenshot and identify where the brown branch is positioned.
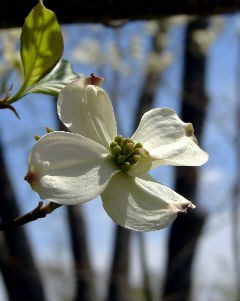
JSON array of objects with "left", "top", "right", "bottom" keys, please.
[
  {"left": 0, "top": 85, "right": 20, "bottom": 120},
  {"left": 0, "top": 201, "right": 62, "bottom": 230},
  {"left": 1, "top": 0, "right": 240, "bottom": 29}
]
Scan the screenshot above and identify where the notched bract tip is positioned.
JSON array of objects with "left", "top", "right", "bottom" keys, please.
[
  {"left": 176, "top": 202, "right": 196, "bottom": 213},
  {"left": 24, "top": 169, "right": 39, "bottom": 191},
  {"left": 85, "top": 73, "right": 104, "bottom": 86}
]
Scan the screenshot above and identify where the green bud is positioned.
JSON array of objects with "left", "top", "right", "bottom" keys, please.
[
  {"left": 122, "top": 138, "right": 133, "bottom": 146},
  {"left": 123, "top": 142, "right": 134, "bottom": 155},
  {"left": 117, "top": 155, "right": 127, "bottom": 165},
  {"left": 110, "top": 141, "right": 118, "bottom": 149},
  {"left": 46, "top": 127, "right": 54, "bottom": 133},
  {"left": 112, "top": 145, "right": 121, "bottom": 156},
  {"left": 120, "top": 162, "right": 131, "bottom": 172},
  {"left": 129, "top": 154, "right": 140, "bottom": 164},
  {"left": 114, "top": 135, "right": 123, "bottom": 144},
  {"left": 34, "top": 135, "right": 41, "bottom": 141},
  {"left": 133, "top": 148, "right": 141, "bottom": 156},
  {"left": 134, "top": 142, "right": 143, "bottom": 149}
]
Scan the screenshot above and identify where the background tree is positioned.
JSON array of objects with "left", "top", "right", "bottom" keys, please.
[
  {"left": 162, "top": 17, "right": 210, "bottom": 301},
  {"left": 67, "top": 205, "right": 96, "bottom": 301},
  {"left": 0, "top": 135, "right": 45, "bottom": 300},
  {"left": 232, "top": 29, "right": 240, "bottom": 301},
  {"left": 106, "top": 226, "right": 131, "bottom": 301}
]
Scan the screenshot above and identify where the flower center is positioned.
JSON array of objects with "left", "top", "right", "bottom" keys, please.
[{"left": 110, "top": 135, "right": 149, "bottom": 172}]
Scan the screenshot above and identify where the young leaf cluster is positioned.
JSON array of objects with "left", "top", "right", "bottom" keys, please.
[{"left": 8, "top": 1, "right": 78, "bottom": 104}]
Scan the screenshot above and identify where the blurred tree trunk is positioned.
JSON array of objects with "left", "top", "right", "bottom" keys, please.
[
  {"left": 106, "top": 226, "right": 131, "bottom": 301},
  {"left": 231, "top": 33, "right": 240, "bottom": 301},
  {"left": 232, "top": 96, "right": 240, "bottom": 301},
  {"left": 162, "top": 17, "right": 209, "bottom": 301},
  {"left": 0, "top": 136, "right": 45, "bottom": 300},
  {"left": 67, "top": 206, "right": 96, "bottom": 301},
  {"left": 135, "top": 20, "right": 169, "bottom": 125}
]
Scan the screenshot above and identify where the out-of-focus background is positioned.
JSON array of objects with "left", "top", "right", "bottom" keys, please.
[{"left": 0, "top": 2, "right": 240, "bottom": 301}]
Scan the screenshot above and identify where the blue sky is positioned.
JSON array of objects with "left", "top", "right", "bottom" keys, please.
[{"left": 0, "top": 14, "right": 239, "bottom": 300}]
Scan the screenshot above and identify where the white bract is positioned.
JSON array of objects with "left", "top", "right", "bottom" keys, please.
[{"left": 25, "top": 75, "right": 208, "bottom": 231}]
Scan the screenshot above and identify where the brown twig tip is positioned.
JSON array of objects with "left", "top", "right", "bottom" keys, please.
[
  {"left": 0, "top": 201, "right": 62, "bottom": 230},
  {"left": 0, "top": 85, "right": 20, "bottom": 119}
]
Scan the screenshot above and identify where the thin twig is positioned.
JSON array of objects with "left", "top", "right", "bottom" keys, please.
[
  {"left": 0, "top": 84, "right": 20, "bottom": 119},
  {"left": 0, "top": 201, "right": 62, "bottom": 230}
]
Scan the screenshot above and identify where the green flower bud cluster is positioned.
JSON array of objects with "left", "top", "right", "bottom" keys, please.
[{"left": 110, "top": 135, "right": 144, "bottom": 172}]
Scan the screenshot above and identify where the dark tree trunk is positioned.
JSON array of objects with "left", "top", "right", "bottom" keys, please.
[
  {"left": 162, "top": 18, "right": 209, "bottom": 301},
  {"left": 106, "top": 226, "right": 131, "bottom": 301},
  {"left": 134, "top": 20, "right": 167, "bottom": 126},
  {"left": 0, "top": 136, "right": 45, "bottom": 300},
  {"left": 67, "top": 205, "right": 96, "bottom": 301},
  {"left": 231, "top": 33, "right": 240, "bottom": 301}
]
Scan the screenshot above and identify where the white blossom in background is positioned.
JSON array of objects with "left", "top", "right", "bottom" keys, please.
[
  {"left": 25, "top": 75, "right": 208, "bottom": 231},
  {"left": 145, "top": 51, "right": 173, "bottom": 73},
  {"left": 128, "top": 36, "right": 145, "bottom": 61},
  {"left": 72, "top": 39, "right": 105, "bottom": 66},
  {"left": 0, "top": 29, "right": 22, "bottom": 79},
  {"left": 191, "top": 16, "right": 223, "bottom": 54}
]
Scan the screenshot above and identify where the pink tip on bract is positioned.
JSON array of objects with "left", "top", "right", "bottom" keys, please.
[
  {"left": 176, "top": 202, "right": 196, "bottom": 213},
  {"left": 24, "top": 170, "right": 38, "bottom": 188},
  {"left": 85, "top": 73, "right": 104, "bottom": 86}
]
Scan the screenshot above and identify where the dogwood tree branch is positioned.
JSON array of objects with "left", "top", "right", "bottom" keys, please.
[
  {"left": 1, "top": 0, "right": 240, "bottom": 28},
  {"left": 0, "top": 201, "right": 61, "bottom": 230}
]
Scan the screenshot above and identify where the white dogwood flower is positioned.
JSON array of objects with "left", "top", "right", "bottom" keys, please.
[{"left": 25, "top": 75, "right": 208, "bottom": 231}]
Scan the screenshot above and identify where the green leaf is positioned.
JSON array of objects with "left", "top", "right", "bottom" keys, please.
[
  {"left": 24, "top": 59, "right": 79, "bottom": 97},
  {"left": 9, "top": 1, "right": 64, "bottom": 103},
  {"left": 21, "top": 1, "right": 63, "bottom": 86}
]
